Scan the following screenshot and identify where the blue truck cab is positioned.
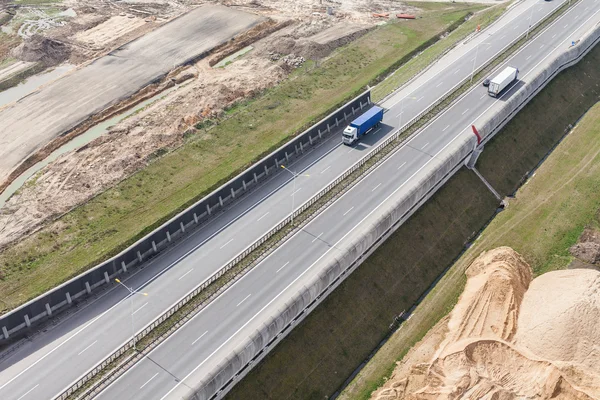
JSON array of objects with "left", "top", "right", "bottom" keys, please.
[{"left": 342, "top": 106, "right": 384, "bottom": 145}]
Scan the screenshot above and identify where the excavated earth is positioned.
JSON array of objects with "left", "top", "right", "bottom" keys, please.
[
  {"left": 371, "top": 247, "right": 600, "bottom": 400},
  {"left": 0, "top": 0, "right": 384, "bottom": 248}
]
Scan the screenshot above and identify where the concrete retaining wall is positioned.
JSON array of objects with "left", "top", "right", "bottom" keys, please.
[
  {"left": 0, "top": 90, "right": 371, "bottom": 342},
  {"left": 186, "top": 21, "right": 600, "bottom": 400}
]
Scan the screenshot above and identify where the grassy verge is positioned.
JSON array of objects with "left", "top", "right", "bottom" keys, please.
[
  {"left": 372, "top": 1, "right": 511, "bottom": 101},
  {"left": 0, "top": 2, "right": 487, "bottom": 311},
  {"left": 338, "top": 31, "right": 600, "bottom": 400}
]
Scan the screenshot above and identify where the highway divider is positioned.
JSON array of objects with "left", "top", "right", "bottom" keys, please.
[{"left": 53, "top": 0, "right": 582, "bottom": 398}]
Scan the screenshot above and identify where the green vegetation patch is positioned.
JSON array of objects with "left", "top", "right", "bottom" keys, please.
[{"left": 0, "top": 2, "right": 487, "bottom": 311}]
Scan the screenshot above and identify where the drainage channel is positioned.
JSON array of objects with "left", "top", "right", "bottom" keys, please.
[{"left": 0, "top": 83, "right": 180, "bottom": 209}]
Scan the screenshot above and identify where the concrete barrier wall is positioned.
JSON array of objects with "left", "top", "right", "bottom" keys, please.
[
  {"left": 186, "top": 22, "right": 600, "bottom": 400},
  {"left": 187, "top": 135, "right": 476, "bottom": 400},
  {"left": 0, "top": 90, "right": 371, "bottom": 341}
]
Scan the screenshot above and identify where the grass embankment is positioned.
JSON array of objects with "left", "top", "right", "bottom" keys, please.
[
  {"left": 0, "top": 2, "right": 488, "bottom": 311},
  {"left": 339, "top": 33, "right": 600, "bottom": 400},
  {"left": 372, "top": 1, "right": 510, "bottom": 101}
]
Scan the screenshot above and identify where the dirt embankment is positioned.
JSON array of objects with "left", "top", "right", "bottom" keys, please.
[
  {"left": 372, "top": 247, "right": 600, "bottom": 400},
  {"left": 0, "top": 0, "right": 377, "bottom": 249}
]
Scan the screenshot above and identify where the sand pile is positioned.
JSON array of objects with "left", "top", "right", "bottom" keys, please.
[{"left": 372, "top": 247, "right": 600, "bottom": 400}]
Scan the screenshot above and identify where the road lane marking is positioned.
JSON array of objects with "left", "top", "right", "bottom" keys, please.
[
  {"left": 552, "top": 33, "right": 556, "bottom": 39},
  {"left": 347, "top": 147, "right": 354, "bottom": 153},
  {"left": 443, "top": 125, "right": 450, "bottom": 131},
  {"left": 462, "top": 108, "right": 469, "bottom": 115},
  {"left": 343, "top": 207, "right": 354, "bottom": 216},
  {"left": 480, "top": 93, "right": 487, "bottom": 100},
  {"left": 312, "top": 232, "right": 324, "bottom": 243},
  {"left": 320, "top": 165, "right": 331, "bottom": 174},
  {"left": 417, "top": 96, "right": 424, "bottom": 102},
  {"left": 526, "top": 55, "right": 532, "bottom": 60},
  {"left": 500, "top": 35, "right": 506, "bottom": 40},
  {"left": 540, "top": 44, "right": 544, "bottom": 49},
  {"left": 276, "top": 262, "right": 290, "bottom": 273},
  {"left": 453, "top": 69, "right": 460, "bottom": 74},
  {"left": 178, "top": 269, "right": 193, "bottom": 281},
  {"left": 291, "top": 188, "right": 302, "bottom": 196},
  {"left": 132, "top": 302, "right": 148, "bottom": 315},
  {"left": 564, "top": 23, "right": 569, "bottom": 28},
  {"left": 397, "top": 161, "right": 406, "bottom": 170},
  {"left": 372, "top": 183, "right": 381, "bottom": 192},
  {"left": 256, "top": 212, "right": 270, "bottom": 222},
  {"left": 220, "top": 238, "right": 234, "bottom": 249},
  {"left": 191, "top": 331, "right": 208, "bottom": 345},
  {"left": 140, "top": 373, "right": 159, "bottom": 389},
  {"left": 237, "top": 294, "right": 251, "bottom": 307},
  {"left": 16, "top": 385, "right": 39, "bottom": 400},
  {"left": 421, "top": 142, "right": 429, "bottom": 150},
  {"left": 77, "top": 341, "right": 97, "bottom": 356},
  {"left": 435, "top": 81, "right": 443, "bottom": 87}
]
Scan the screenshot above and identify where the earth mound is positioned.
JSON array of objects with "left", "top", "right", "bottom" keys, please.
[
  {"left": 372, "top": 247, "right": 600, "bottom": 400},
  {"left": 12, "top": 35, "right": 71, "bottom": 66}
]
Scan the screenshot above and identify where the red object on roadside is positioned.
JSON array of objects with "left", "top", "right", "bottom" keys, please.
[
  {"left": 396, "top": 13, "right": 416, "bottom": 19},
  {"left": 472, "top": 125, "right": 481, "bottom": 145},
  {"left": 373, "top": 12, "right": 390, "bottom": 18}
]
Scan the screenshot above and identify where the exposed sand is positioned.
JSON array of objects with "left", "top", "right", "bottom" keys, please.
[
  {"left": 73, "top": 15, "right": 148, "bottom": 47},
  {"left": 372, "top": 247, "right": 600, "bottom": 400}
]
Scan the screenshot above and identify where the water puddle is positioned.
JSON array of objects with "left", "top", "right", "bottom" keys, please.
[
  {"left": 0, "top": 63, "right": 74, "bottom": 107},
  {"left": 0, "top": 84, "right": 180, "bottom": 209},
  {"left": 213, "top": 45, "right": 253, "bottom": 68}
]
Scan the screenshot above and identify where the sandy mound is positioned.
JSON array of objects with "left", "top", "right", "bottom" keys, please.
[
  {"left": 515, "top": 269, "right": 600, "bottom": 397},
  {"left": 371, "top": 248, "right": 600, "bottom": 400}
]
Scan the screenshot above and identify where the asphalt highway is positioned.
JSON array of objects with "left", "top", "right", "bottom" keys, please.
[
  {"left": 96, "top": 0, "right": 600, "bottom": 398},
  {"left": 0, "top": 0, "right": 588, "bottom": 398}
]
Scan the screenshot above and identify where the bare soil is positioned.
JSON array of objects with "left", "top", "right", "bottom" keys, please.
[
  {"left": 0, "top": 0, "right": 388, "bottom": 248},
  {"left": 372, "top": 247, "right": 600, "bottom": 400}
]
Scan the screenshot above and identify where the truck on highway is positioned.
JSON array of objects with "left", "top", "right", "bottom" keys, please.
[
  {"left": 342, "top": 106, "right": 384, "bottom": 145},
  {"left": 488, "top": 66, "right": 519, "bottom": 97}
]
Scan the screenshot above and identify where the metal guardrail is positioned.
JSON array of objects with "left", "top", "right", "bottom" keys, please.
[
  {"left": 56, "top": 1, "right": 575, "bottom": 398},
  {"left": 0, "top": 90, "right": 370, "bottom": 341}
]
